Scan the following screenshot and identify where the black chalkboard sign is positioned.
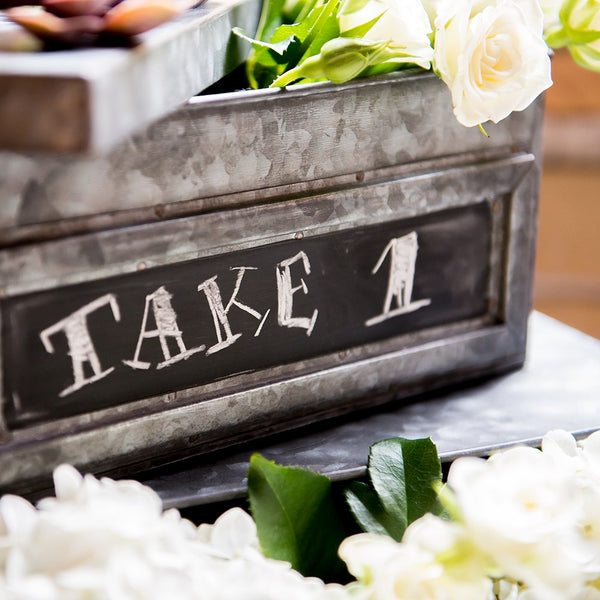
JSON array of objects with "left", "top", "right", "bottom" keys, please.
[{"left": 2, "top": 203, "right": 492, "bottom": 428}]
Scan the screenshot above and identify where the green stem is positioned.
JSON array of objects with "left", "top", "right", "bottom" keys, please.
[{"left": 270, "top": 65, "right": 305, "bottom": 87}]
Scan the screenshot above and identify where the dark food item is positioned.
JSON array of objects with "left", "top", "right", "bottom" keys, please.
[{"left": 2, "top": 0, "right": 188, "bottom": 47}]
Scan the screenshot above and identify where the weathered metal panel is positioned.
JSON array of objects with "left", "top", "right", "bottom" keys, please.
[
  {"left": 0, "top": 72, "right": 543, "bottom": 238},
  {"left": 0, "top": 71, "right": 544, "bottom": 494},
  {"left": 128, "top": 313, "right": 600, "bottom": 509}
]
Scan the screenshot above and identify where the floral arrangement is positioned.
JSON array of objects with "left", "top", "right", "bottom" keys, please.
[
  {"left": 2, "top": 429, "right": 600, "bottom": 600},
  {"left": 235, "top": 0, "right": 600, "bottom": 128}
]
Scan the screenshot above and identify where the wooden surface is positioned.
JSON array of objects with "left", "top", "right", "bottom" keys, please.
[{"left": 536, "top": 50, "right": 600, "bottom": 339}]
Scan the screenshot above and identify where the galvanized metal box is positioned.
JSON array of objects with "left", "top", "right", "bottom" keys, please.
[{"left": 0, "top": 69, "right": 543, "bottom": 494}]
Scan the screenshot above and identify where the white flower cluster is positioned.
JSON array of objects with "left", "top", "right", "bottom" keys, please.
[
  {"left": 0, "top": 465, "right": 344, "bottom": 600},
  {"left": 340, "top": 430, "right": 600, "bottom": 600},
  {"left": 4, "top": 430, "right": 600, "bottom": 600}
]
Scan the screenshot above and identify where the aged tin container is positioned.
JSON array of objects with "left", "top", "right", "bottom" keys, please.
[{"left": 0, "top": 70, "right": 543, "bottom": 494}]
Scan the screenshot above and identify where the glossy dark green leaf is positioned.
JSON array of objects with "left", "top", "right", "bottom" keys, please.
[
  {"left": 247, "top": 454, "right": 347, "bottom": 581},
  {"left": 371, "top": 437, "right": 441, "bottom": 530},
  {"left": 345, "top": 437, "right": 442, "bottom": 541},
  {"left": 344, "top": 481, "right": 393, "bottom": 536}
]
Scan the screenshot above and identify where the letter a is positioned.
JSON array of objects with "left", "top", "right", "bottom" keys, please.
[
  {"left": 40, "top": 294, "right": 121, "bottom": 397},
  {"left": 123, "top": 286, "right": 205, "bottom": 370}
]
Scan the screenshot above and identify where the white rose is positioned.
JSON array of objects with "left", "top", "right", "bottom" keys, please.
[
  {"left": 338, "top": 0, "right": 434, "bottom": 70},
  {"left": 432, "top": 0, "right": 552, "bottom": 126}
]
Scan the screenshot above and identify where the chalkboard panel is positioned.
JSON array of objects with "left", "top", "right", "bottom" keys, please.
[{"left": 2, "top": 202, "right": 492, "bottom": 428}]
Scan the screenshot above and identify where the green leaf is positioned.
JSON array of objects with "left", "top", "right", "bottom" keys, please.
[
  {"left": 341, "top": 12, "right": 384, "bottom": 39},
  {"left": 569, "top": 42, "right": 600, "bottom": 72},
  {"left": 346, "top": 437, "right": 442, "bottom": 541},
  {"left": 232, "top": 27, "right": 297, "bottom": 57},
  {"left": 344, "top": 481, "right": 395, "bottom": 536},
  {"left": 268, "top": 0, "right": 340, "bottom": 69},
  {"left": 373, "top": 437, "right": 442, "bottom": 527},
  {"left": 246, "top": 49, "right": 281, "bottom": 87},
  {"left": 247, "top": 454, "right": 347, "bottom": 581},
  {"left": 283, "top": 0, "right": 318, "bottom": 24},
  {"left": 300, "top": 8, "right": 340, "bottom": 62},
  {"left": 296, "top": 0, "right": 340, "bottom": 61},
  {"left": 254, "top": 0, "right": 287, "bottom": 42},
  {"left": 243, "top": 0, "right": 289, "bottom": 87},
  {"left": 544, "top": 25, "right": 570, "bottom": 49}
]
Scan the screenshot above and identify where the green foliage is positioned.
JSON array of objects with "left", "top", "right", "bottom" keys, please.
[
  {"left": 254, "top": 0, "right": 287, "bottom": 44},
  {"left": 232, "top": 27, "right": 298, "bottom": 58},
  {"left": 235, "top": 0, "right": 342, "bottom": 87},
  {"left": 345, "top": 437, "right": 443, "bottom": 541},
  {"left": 246, "top": 437, "right": 443, "bottom": 584},
  {"left": 544, "top": 0, "right": 600, "bottom": 73},
  {"left": 340, "top": 13, "right": 383, "bottom": 39},
  {"left": 345, "top": 480, "right": 399, "bottom": 537},
  {"left": 247, "top": 454, "right": 348, "bottom": 581}
]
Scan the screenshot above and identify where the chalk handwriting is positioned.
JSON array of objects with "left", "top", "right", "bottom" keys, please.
[
  {"left": 123, "top": 286, "right": 205, "bottom": 370},
  {"left": 276, "top": 251, "right": 318, "bottom": 336},
  {"left": 198, "top": 267, "right": 267, "bottom": 355},
  {"left": 366, "top": 232, "right": 431, "bottom": 327},
  {"left": 40, "top": 294, "right": 121, "bottom": 397},
  {"left": 37, "top": 236, "right": 431, "bottom": 400}
]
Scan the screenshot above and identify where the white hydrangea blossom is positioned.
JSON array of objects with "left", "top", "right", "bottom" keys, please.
[
  {"left": 448, "top": 446, "right": 589, "bottom": 600},
  {"left": 5, "top": 430, "right": 600, "bottom": 600},
  {"left": 0, "top": 465, "right": 345, "bottom": 600},
  {"left": 338, "top": 430, "right": 600, "bottom": 600},
  {"left": 339, "top": 516, "right": 492, "bottom": 600}
]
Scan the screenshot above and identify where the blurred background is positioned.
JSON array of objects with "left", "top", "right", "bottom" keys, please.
[{"left": 535, "top": 49, "right": 600, "bottom": 339}]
